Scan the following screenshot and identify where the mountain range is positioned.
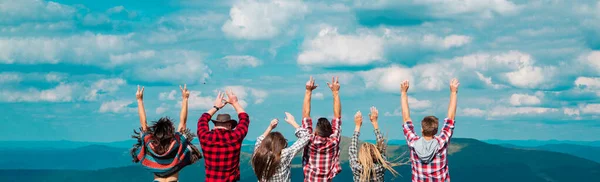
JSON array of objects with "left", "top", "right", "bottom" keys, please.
[{"left": 0, "top": 137, "right": 599, "bottom": 181}]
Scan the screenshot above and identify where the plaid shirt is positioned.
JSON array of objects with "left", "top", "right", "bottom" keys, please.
[
  {"left": 253, "top": 128, "right": 311, "bottom": 182},
  {"left": 197, "top": 113, "right": 250, "bottom": 182},
  {"left": 403, "top": 118, "right": 455, "bottom": 182},
  {"left": 301, "top": 117, "right": 342, "bottom": 182},
  {"left": 349, "top": 129, "right": 386, "bottom": 182}
]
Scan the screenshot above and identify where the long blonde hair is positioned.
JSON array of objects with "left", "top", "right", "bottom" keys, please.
[{"left": 357, "top": 141, "right": 399, "bottom": 181}]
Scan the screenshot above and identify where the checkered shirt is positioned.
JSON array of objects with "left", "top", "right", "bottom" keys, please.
[
  {"left": 301, "top": 117, "right": 342, "bottom": 182},
  {"left": 349, "top": 129, "right": 387, "bottom": 182},
  {"left": 403, "top": 118, "right": 455, "bottom": 182},
  {"left": 253, "top": 128, "right": 311, "bottom": 182},
  {"left": 197, "top": 113, "right": 250, "bottom": 182}
]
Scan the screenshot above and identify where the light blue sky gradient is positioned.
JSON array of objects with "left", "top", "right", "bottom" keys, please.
[{"left": 1, "top": 0, "right": 600, "bottom": 142}]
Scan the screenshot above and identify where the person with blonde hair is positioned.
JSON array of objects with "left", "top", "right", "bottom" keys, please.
[
  {"left": 349, "top": 107, "right": 399, "bottom": 182},
  {"left": 252, "top": 112, "right": 311, "bottom": 182}
]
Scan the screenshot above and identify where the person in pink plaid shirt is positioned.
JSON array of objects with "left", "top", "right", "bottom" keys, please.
[
  {"left": 301, "top": 76, "right": 342, "bottom": 182},
  {"left": 401, "top": 78, "right": 460, "bottom": 182}
]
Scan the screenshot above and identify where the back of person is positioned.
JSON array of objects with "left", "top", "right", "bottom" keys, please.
[
  {"left": 399, "top": 79, "right": 459, "bottom": 182},
  {"left": 199, "top": 129, "right": 243, "bottom": 181},
  {"left": 303, "top": 133, "right": 341, "bottom": 180}
]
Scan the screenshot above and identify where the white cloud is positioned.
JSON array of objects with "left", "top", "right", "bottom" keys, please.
[
  {"left": 580, "top": 104, "right": 600, "bottom": 114},
  {"left": 509, "top": 93, "right": 542, "bottom": 106},
  {"left": 45, "top": 72, "right": 64, "bottom": 82},
  {"left": 85, "top": 78, "right": 127, "bottom": 101},
  {"left": 0, "top": 72, "right": 22, "bottom": 83},
  {"left": 359, "top": 65, "right": 413, "bottom": 92},
  {"left": 222, "top": 55, "right": 262, "bottom": 69},
  {"left": 563, "top": 107, "right": 580, "bottom": 116},
  {"left": 131, "top": 50, "right": 211, "bottom": 84},
  {"left": 489, "top": 106, "right": 559, "bottom": 117},
  {"left": 183, "top": 91, "right": 215, "bottom": 110},
  {"left": 156, "top": 103, "right": 169, "bottom": 115},
  {"left": 421, "top": 34, "right": 472, "bottom": 49},
  {"left": 415, "top": 0, "right": 520, "bottom": 17},
  {"left": 463, "top": 108, "right": 486, "bottom": 117},
  {"left": 298, "top": 26, "right": 385, "bottom": 66},
  {"left": 0, "top": 0, "right": 77, "bottom": 24},
  {"left": 313, "top": 92, "right": 324, "bottom": 100},
  {"left": 99, "top": 100, "right": 134, "bottom": 113},
  {"left": 0, "top": 32, "right": 136, "bottom": 64},
  {"left": 222, "top": 86, "right": 268, "bottom": 106},
  {"left": 384, "top": 97, "right": 431, "bottom": 116},
  {"left": 0, "top": 83, "right": 75, "bottom": 102},
  {"left": 159, "top": 90, "right": 177, "bottom": 101},
  {"left": 475, "top": 71, "right": 505, "bottom": 89},
  {"left": 109, "top": 50, "right": 156, "bottom": 65},
  {"left": 575, "top": 77, "right": 600, "bottom": 96},
  {"left": 222, "top": 0, "right": 308, "bottom": 40},
  {"left": 106, "top": 6, "right": 125, "bottom": 14},
  {"left": 580, "top": 51, "right": 600, "bottom": 73},
  {"left": 505, "top": 65, "right": 553, "bottom": 89}
]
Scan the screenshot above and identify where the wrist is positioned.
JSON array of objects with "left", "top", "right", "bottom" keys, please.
[
  {"left": 332, "top": 90, "right": 339, "bottom": 94},
  {"left": 354, "top": 126, "right": 361, "bottom": 132},
  {"left": 137, "top": 99, "right": 143, "bottom": 102}
]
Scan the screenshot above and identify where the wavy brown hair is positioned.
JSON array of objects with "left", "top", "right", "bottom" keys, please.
[{"left": 252, "top": 132, "right": 288, "bottom": 181}]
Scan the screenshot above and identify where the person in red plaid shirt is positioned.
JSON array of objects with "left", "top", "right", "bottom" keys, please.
[
  {"left": 301, "top": 76, "right": 342, "bottom": 182},
  {"left": 400, "top": 79, "right": 459, "bottom": 182},
  {"left": 197, "top": 89, "right": 249, "bottom": 182}
]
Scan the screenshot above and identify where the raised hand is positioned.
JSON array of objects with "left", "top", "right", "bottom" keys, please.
[
  {"left": 136, "top": 85, "right": 144, "bottom": 100},
  {"left": 306, "top": 76, "right": 318, "bottom": 91},
  {"left": 180, "top": 84, "right": 190, "bottom": 99},
  {"left": 327, "top": 76, "right": 340, "bottom": 92},
  {"left": 284, "top": 112, "right": 296, "bottom": 125},
  {"left": 354, "top": 110, "right": 363, "bottom": 127},
  {"left": 450, "top": 78, "right": 460, "bottom": 93},
  {"left": 369, "top": 106, "right": 378, "bottom": 123},
  {"left": 401, "top": 80, "right": 410, "bottom": 93},
  {"left": 214, "top": 92, "right": 227, "bottom": 109},
  {"left": 270, "top": 118, "right": 279, "bottom": 129},
  {"left": 225, "top": 89, "right": 239, "bottom": 105}
]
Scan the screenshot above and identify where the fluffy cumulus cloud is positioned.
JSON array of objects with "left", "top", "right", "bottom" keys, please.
[
  {"left": 85, "top": 78, "right": 127, "bottom": 101},
  {"left": 462, "top": 108, "right": 486, "bottom": 117},
  {"left": 222, "top": 86, "right": 268, "bottom": 106},
  {"left": 509, "top": 93, "right": 542, "bottom": 106},
  {"left": 574, "top": 77, "right": 600, "bottom": 96},
  {"left": 359, "top": 65, "right": 413, "bottom": 92},
  {"left": 0, "top": 0, "right": 77, "bottom": 24},
  {"left": 99, "top": 100, "right": 134, "bottom": 113},
  {"left": 222, "top": 0, "right": 308, "bottom": 40},
  {"left": 298, "top": 26, "right": 385, "bottom": 66},
  {"left": 298, "top": 26, "right": 472, "bottom": 67},
  {"left": 0, "top": 33, "right": 137, "bottom": 64},
  {"left": 222, "top": 55, "right": 262, "bottom": 69},
  {"left": 0, "top": 83, "right": 75, "bottom": 102},
  {"left": 159, "top": 90, "right": 177, "bottom": 101},
  {"left": 129, "top": 50, "right": 212, "bottom": 84},
  {"left": 384, "top": 96, "right": 431, "bottom": 116},
  {"left": 183, "top": 91, "right": 215, "bottom": 110}
]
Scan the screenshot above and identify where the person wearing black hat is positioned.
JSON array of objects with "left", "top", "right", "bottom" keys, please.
[{"left": 197, "top": 89, "right": 249, "bottom": 182}]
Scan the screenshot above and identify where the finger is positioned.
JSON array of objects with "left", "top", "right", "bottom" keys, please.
[
  {"left": 180, "top": 85, "right": 183, "bottom": 91},
  {"left": 184, "top": 84, "right": 187, "bottom": 90},
  {"left": 331, "top": 76, "right": 335, "bottom": 85},
  {"left": 137, "top": 85, "right": 140, "bottom": 91},
  {"left": 327, "top": 82, "right": 332, "bottom": 88},
  {"left": 141, "top": 86, "right": 144, "bottom": 92},
  {"left": 336, "top": 76, "right": 339, "bottom": 84},
  {"left": 309, "top": 76, "right": 313, "bottom": 83}
]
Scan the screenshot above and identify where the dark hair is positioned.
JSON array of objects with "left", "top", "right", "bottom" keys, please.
[
  {"left": 316, "top": 117, "right": 333, "bottom": 137},
  {"left": 149, "top": 117, "right": 175, "bottom": 155},
  {"left": 421, "top": 116, "right": 439, "bottom": 136},
  {"left": 252, "top": 132, "right": 288, "bottom": 181}
]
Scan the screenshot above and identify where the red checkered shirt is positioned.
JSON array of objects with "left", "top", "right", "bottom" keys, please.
[
  {"left": 301, "top": 117, "right": 342, "bottom": 182},
  {"left": 197, "top": 113, "right": 250, "bottom": 182},
  {"left": 403, "top": 118, "right": 455, "bottom": 182}
]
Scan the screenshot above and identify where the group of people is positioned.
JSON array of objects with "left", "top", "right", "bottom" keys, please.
[{"left": 130, "top": 76, "right": 460, "bottom": 182}]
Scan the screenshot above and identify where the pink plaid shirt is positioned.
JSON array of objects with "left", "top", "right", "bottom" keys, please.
[
  {"left": 302, "top": 117, "right": 342, "bottom": 182},
  {"left": 403, "top": 118, "right": 455, "bottom": 182}
]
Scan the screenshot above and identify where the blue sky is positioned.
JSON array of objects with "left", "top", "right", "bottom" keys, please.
[{"left": 1, "top": 0, "right": 600, "bottom": 142}]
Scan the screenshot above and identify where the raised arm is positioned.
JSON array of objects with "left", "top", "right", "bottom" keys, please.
[
  {"left": 198, "top": 92, "right": 227, "bottom": 137},
  {"left": 282, "top": 112, "right": 311, "bottom": 155},
  {"left": 349, "top": 111, "right": 362, "bottom": 171},
  {"left": 447, "top": 78, "right": 460, "bottom": 120},
  {"left": 136, "top": 85, "right": 148, "bottom": 132},
  {"left": 400, "top": 80, "right": 412, "bottom": 123},
  {"left": 369, "top": 106, "right": 386, "bottom": 154},
  {"left": 178, "top": 84, "right": 190, "bottom": 132},
  {"left": 328, "top": 76, "right": 341, "bottom": 118},
  {"left": 303, "top": 76, "right": 317, "bottom": 132},
  {"left": 226, "top": 89, "right": 250, "bottom": 139},
  {"left": 255, "top": 119, "right": 278, "bottom": 151}
]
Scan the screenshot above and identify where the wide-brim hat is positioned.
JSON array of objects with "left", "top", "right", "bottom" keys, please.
[{"left": 211, "top": 114, "right": 238, "bottom": 129}]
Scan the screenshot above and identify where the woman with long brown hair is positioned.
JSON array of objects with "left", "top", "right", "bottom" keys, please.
[
  {"left": 252, "top": 112, "right": 310, "bottom": 182},
  {"left": 349, "top": 107, "right": 399, "bottom": 182}
]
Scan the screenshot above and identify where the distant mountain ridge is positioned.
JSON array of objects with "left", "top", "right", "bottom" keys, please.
[{"left": 0, "top": 137, "right": 599, "bottom": 182}]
